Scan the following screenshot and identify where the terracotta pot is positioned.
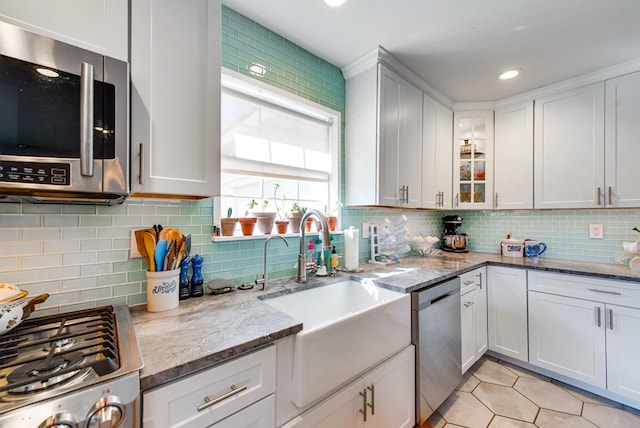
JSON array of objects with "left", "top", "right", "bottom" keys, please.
[
  {"left": 305, "top": 217, "right": 314, "bottom": 232},
  {"left": 327, "top": 216, "right": 337, "bottom": 231},
  {"left": 220, "top": 218, "right": 238, "bottom": 236},
  {"left": 288, "top": 213, "right": 303, "bottom": 233},
  {"left": 238, "top": 217, "right": 257, "bottom": 236},
  {"left": 275, "top": 220, "right": 289, "bottom": 234},
  {"left": 254, "top": 212, "right": 277, "bottom": 234}
]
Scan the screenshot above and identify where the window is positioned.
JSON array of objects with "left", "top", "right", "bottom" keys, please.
[{"left": 216, "top": 71, "right": 341, "bottom": 232}]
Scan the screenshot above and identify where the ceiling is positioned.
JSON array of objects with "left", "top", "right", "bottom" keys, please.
[{"left": 221, "top": 0, "right": 640, "bottom": 103}]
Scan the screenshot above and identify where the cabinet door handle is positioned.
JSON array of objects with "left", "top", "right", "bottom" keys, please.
[
  {"left": 495, "top": 193, "right": 499, "bottom": 209},
  {"left": 405, "top": 185, "right": 409, "bottom": 203},
  {"left": 595, "top": 306, "right": 601, "bottom": 327},
  {"left": 80, "top": 62, "right": 95, "bottom": 177},
  {"left": 608, "top": 308, "right": 614, "bottom": 330},
  {"left": 138, "top": 143, "right": 145, "bottom": 185},
  {"left": 587, "top": 288, "right": 622, "bottom": 296},
  {"left": 476, "top": 272, "right": 483, "bottom": 289},
  {"left": 608, "top": 186, "right": 613, "bottom": 206},
  {"left": 596, "top": 187, "right": 602, "bottom": 206},
  {"left": 197, "top": 383, "right": 248, "bottom": 412},
  {"left": 359, "top": 388, "right": 368, "bottom": 422},
  {"left": 367, "top": 384, "right": 375, "bottom": 415},
  {"left": 455, "top": 193, "right": 459, "bottom": 207}
]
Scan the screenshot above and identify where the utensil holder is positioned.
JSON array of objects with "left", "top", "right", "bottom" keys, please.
[{"left": 146, "top": 269, "right": 179, "bottom": 312}]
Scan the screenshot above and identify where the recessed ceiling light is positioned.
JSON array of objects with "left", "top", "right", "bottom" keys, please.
[
  {"left": 324, "top": 0, "right": 348, "bottom": 7},
  {"left": 499, "top": 68, "right": 522, "bottom": 80}
]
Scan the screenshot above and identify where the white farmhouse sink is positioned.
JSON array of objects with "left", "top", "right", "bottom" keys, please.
[{"left": 263, "top": 280, "right": 411, "bottom": 407}]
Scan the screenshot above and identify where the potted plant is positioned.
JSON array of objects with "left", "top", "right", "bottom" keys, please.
[
  {"left": 288, "top": 202, "right": 306, "bottom": 233},
  {"left": 273, "top": 184, "right": 289, "bottom": 234},
  {"left": 220, "top": 207, "right": 238, "bottom": 236},
  {"left": 253, "top": 197, "right": 276, "bottom": 235},
  {"left": 238, "top": 200, "right": 258, "bottom": 236},
  {"left": 324, "top": 202, "right": 342, "bottom": 231}
]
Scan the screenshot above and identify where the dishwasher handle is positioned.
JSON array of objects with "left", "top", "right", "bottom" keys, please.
[{"left": 413, "top": 277, "right": 461, "bottom": 311}]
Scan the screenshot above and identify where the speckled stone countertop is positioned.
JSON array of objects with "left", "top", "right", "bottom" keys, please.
[{"left": 130, "top": 251, "right": 640, "bottom": 391}]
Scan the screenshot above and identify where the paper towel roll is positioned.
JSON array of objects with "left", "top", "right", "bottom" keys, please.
[{"left": 344, "top": 226, "right": 359, "bottom": 270}]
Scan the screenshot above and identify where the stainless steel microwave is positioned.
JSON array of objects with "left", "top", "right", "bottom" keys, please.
[{"left": 0, "top": 21, "right": 129, "bottom": 204}]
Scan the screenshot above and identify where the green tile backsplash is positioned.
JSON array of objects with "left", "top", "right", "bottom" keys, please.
[{"left": 0, "top": 7, "right": 639, "bottom": 315}]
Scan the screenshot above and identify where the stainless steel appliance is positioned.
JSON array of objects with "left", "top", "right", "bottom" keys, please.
[
  {"left": 0, "top": 305, "right": 143, "bottom": 427},
  {"left": 0, "top": 21, "right": 129, "bottom": 204},
  {"left": 442, "top": 215, "right": 467, "bottom": 252},
  {"left": 412, "top": 277, "right": 461, "bottom": 424}
]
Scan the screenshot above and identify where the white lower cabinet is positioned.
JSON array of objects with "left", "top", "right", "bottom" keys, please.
[
  {"left": 282, "top": 346, "right": 415, "bottom": 428},
  {"left": 460, "top": 267, "right": 487, "bottom": 373},
  {"left": 143, "top": 346, "right": 276, "bottom": 428},
  {"left": 487, "top": 266, "right": 528, "bottom": 361},
  {"left": 528, "top": 271, "right": 640, "bottom": 403}
]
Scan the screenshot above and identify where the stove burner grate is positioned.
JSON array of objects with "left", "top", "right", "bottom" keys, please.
[{"left": 0, "top": 307, "right": 121, "bottom": 396}]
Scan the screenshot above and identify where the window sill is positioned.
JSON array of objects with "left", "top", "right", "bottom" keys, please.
[{"left": 211, "top": 230, "right": 343, "bottom": 243}]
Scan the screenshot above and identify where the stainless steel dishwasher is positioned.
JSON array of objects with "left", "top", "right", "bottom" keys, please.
[{"left": 412, "top": 277, "right": 461, "bottom": 424}]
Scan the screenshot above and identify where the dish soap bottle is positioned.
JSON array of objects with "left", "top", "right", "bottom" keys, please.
[{"left": 190, "top": 254, "right": 204, "bottom": 298}]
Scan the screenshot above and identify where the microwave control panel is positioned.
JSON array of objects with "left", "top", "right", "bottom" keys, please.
[{"left": 0, "top": 161, "right": 69, "bottom": 186}]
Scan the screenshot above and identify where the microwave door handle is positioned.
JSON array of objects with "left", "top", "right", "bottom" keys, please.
[{"left": 80, "top": 62, "right": 94, "bottom": 177}]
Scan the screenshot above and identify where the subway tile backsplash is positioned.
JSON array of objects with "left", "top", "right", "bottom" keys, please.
[{"left": 2, "top": 6, "right": 640, "bottom": 315}]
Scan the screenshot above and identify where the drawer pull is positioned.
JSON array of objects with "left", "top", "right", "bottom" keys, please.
[
  {"left": 464, "top": 280, "right": 475, "bottom": 286},
  {"left": 464, "top": 301, "right": 474, "bottom": 308},
  {"left": 367, "top": 384, "right": 375, "bottom": 415},
  {"left": 197, "top": 383, "right": 248, "bottom": 412},
  {"left": 587, "top": 288, "right": 622, "bottom": 296}
]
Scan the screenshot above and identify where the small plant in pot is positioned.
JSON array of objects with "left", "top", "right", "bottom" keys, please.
[
  {"left": 253, "top": 197, "right": 276, "bottom": 235},
  {"left": 220, "top": 207, "right": 238, "bottom": 236},
  {"left": 288, "top": 202, "right": 306, "bottom": 233},
  {"left": 238, "top": 200, "right": 258, "bottom": 236},
  {"left": 323, "top": 202, "right": 342, "bottom": 231},
  {"left": 273, "top": 184, "right": 289, "bottom": 234}
]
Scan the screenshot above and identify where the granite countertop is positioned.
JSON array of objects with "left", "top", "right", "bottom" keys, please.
[{"left": 130, "top": 251, "right": 640, "bottom": 391}]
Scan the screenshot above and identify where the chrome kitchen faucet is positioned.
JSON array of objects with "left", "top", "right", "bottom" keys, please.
[{"left": 297, "top": 209, "right": 331, "bottom": 283}]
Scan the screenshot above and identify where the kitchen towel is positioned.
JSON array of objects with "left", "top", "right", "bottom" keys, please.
[{"left": 344, "top": 226, "right": 360, "bottom": 270}]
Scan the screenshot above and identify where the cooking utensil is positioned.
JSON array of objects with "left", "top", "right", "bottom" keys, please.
[
  {"left": 158, "top": 227, "right": 181, "bottom": 244},
  {"left": 0, "top": 293, "right": 49, "bottom": 335},
  {"left": 154, "top": 239, "right": 168, "bottom": 272},
  {"left": 162, "top": 240, "right": 174, "bottom": 271},
  {"left": 136, "top": 229, "right": 157, "bottom": 272},
  {"left": 173, "top": 235, "right": 186, "bottom": 270},
  {"left": 184, "top": 234, "right": 191, "bottom": 260}
]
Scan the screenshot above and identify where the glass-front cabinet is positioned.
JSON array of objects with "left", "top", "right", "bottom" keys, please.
[{"left": 453, "top": 110, "right": 494, "bottom": 209}]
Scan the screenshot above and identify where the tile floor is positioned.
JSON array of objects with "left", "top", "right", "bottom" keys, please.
[{"left": 425, "top": 356, "right": 640, "bottom": 428}]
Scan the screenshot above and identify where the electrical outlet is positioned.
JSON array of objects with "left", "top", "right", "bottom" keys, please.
[
  {"left": 130, "top": 229, "right": 142, "bottom": 258},
  {"left": 589, "top": 224, "right": 604, "bottom": 239},
  {"left": 362, "top": 222, "right": 370, "bottom": 239}
]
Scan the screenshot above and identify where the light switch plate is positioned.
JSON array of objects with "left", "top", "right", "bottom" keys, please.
[
  {"left": 362, "top": 222, "right": 370, "bottom": 239},
  {"left": 589, "top": 224, "right": 604, "bottom": 239}
]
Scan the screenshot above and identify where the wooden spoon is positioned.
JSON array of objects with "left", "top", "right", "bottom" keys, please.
[
  {"left": 141, "top": 230, "right": 157, "bottom": 272},
  {"left": 134, "top": 230, "right": 152, "bottom": 268}
]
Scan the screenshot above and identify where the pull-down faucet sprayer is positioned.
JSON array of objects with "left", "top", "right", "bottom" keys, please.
[{"left": 297, "top": 209, "right": 331, "bottom": 283}]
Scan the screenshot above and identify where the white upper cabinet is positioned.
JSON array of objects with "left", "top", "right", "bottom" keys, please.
[
  {"left": 453, "top": 110, "right": 494, "bottom": 210},
  {"left": 346, "top": 62, "right": 423, "bottom": 207},
  {"left": 605, "top": 71, "right": 640, "bottom": 207},
  {"left": 130, "top": 0, "right": 221, "bottom": 198},
  {"left": 494, "top": 101, "right": 534, "bottom": 210},
  {"left": 534, "top": 83, "right": 605, "bottom": 209},
  {"left": 0, "top": 0, "right": 127, "bottom": 61},
  {"left": 421, "top": 95, "right": 453, "bottom": 209}
]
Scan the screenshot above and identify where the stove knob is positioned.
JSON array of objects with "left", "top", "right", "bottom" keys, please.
[
  {"left": 38, "top": 412, "right": 78, "bottom": 428},
  {"left": 85, "top": 395, "right": 124, "bottom": 428}
]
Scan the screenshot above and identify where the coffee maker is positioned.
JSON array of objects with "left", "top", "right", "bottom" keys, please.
[{"left": 442, "top": 215, "right": 468, "bottom": 252}]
